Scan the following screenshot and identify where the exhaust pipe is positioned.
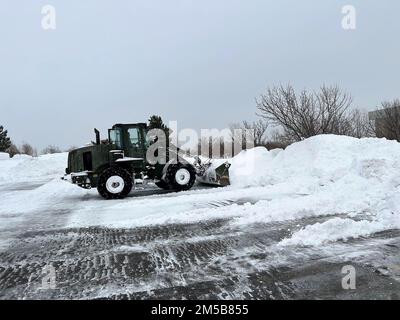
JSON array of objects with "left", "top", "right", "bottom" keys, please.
[{"left": 94, "top": 128, "right": 100, "bottom": 145}]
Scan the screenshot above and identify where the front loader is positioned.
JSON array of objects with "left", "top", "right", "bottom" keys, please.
[{"left": 63, "top": 123, "right": 230, "bottom": 199}]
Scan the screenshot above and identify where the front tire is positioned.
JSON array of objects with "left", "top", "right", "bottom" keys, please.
[
  {"left": 97, "top": 167, "right": 133, "bottom": 199},
  {"left": 166, "top": 163, "right": 196, "bottom": 191}
]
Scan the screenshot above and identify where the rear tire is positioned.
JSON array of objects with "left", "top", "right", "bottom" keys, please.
[
  {"left": 166, "top": 163, "right": 196, "bottom": 191},
  {"left": 97, "top": 167, "right": 133, "bottom": 199}
]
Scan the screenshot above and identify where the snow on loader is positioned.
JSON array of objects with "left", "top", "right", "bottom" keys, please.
[{"left": 63, "top": 123, "right": 230, "bottom": 199}]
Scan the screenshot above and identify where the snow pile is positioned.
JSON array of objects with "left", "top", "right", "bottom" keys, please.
[
  {"left": 0, "top": 153, "right": 67, "bottom": 183},
  {"left": 229, "top": 135, "right": 400, "bottom": 189},
  {"left": 227, "top": 135, "right": 400, "bottom": 245},
  {"left": 0, "top": 152, "right": 10, "bottom": 160},
  {"left": 229, "top": 147, "right": 280, "bottom": 187}
]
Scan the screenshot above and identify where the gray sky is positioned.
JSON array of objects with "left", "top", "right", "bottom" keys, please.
[{"left": 1, "top": 0, "right": 399, "bottom": 150}]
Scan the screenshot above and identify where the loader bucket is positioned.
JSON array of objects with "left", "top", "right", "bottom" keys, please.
[{"left": 196, "top": 161, "right": 231, "bottom": 187}]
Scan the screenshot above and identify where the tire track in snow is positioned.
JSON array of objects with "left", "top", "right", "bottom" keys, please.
[{"left": 1, "top": 212, "right": 399, "bottom": 299}]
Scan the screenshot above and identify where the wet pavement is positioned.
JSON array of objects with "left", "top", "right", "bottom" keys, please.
[{"left": 0, "top": 182, "right": 399, "bottom": 300}]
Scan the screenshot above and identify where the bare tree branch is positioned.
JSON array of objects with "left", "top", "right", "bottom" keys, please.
[{"left": 257, "top": 84, "right": 358, "bottom": 141}]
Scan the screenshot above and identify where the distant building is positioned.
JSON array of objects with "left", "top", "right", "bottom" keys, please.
[{"left": 369, "top": 105, "right": 400, "bottom": 139}]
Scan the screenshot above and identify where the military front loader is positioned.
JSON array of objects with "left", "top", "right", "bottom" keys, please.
[{"left": 64, "top": 123, "right": 230, "bottom": 199}]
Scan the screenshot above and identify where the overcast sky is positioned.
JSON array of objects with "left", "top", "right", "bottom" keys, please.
[{"left": 1, "top": 0, "right": 399, "bottom": 150}]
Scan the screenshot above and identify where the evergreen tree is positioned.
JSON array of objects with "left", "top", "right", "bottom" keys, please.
[
  {"left": 0, "top": 125, "right": 11, "bottom": 152},
  {"left": 147, "top": 115, "right": 171, "bottom": 142},
  {"left": 148, "top": 115, "right": 168, "bottom": 131}
]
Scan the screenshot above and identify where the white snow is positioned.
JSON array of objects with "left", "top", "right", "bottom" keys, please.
[
  {"left": 1, "top": 135, "right": 400, "bottom": 249},
  {"left": 0, "top": 153, "right": 68, "bottom": 183},
  {"left": 0, "top": 152, "right": 10, "bottom": 160},
  {"left": 279, "top": 215, "right": 398, "bottom": 247},
  {"left": 226, "top": 135, "right": 400, "bottom": 245}
]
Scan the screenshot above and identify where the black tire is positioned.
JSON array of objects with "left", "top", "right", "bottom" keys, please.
[
  {"left": 155, "top": 180, "right": 171, "bottom": 190},
  {"left": 165, "top": 163, "right": 196, "bottom": 191},
  {"left": 97, "top": 167, "right": 133, "bottom": 199}
]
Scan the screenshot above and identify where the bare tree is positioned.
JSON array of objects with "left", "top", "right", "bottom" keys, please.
[
  {"left": 230, "top": 120, "right": 269, "bottom": 147},
  {"left": 347, "top": 109, "right": 375, "bottom": 138},
  {"left": 20, "top": 142, "right": 36, "bottom": 156},
  {"left": 256, "top": 84, "right": 354, "bottom": 141},
  {"left": 6, "top": 143, "right": 20, "bottom": 157},
  {"left": 196, "top": 136, "right": 226, "bottom": 158},
  {"left": 42, "top": 145, "right": 61, "bottom": 154},
  {"left": 265, "top": 129, "right": 294, "bottom": 150},
  {"left": 195, "top": 120, "right": 269, "bottom": 159}
]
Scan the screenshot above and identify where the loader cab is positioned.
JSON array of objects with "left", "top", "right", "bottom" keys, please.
[{"left": 108, "top": 123, "right": 148, "bottom": 159}]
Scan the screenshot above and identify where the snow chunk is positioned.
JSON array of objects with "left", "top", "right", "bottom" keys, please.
[{"left": 280, "top": 212, "right": 400, "bottom": 246}]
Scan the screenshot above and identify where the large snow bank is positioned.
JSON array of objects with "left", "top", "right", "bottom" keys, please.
[
  {"left": 227, "top": 135, "right": 400, "bottom": 245},
  {"left": 229, "top": 135, "right": 400, "bottom": 188},
  {"left": 0, "top": 152, "right": 67, "bottom": 183},
  {"left": 0, "top": 152, "right": 9, "bottom": 160}
]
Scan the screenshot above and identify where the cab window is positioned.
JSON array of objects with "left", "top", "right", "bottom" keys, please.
[
  {"left": 128, "top": 128, "right": 141, "bottom": 147},
  {"left": 109, "top": 128, "right": 122, "bottom": 149}
]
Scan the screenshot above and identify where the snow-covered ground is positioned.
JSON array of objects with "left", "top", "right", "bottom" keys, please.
[
  {"left": 1, "top": 135, "right": 399, "bottom": 246},
  {"left": 0, "top": 135, "right": 400, "bottom": 299}
]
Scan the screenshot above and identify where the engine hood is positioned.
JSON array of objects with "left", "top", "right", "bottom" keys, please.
[{"left": 66, "top": 144, "right": 115, "bottom": 174}]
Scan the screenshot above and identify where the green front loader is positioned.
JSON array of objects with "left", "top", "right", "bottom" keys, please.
[{"left": 64, "top": 123, "right": 230, "bottom": 199}]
